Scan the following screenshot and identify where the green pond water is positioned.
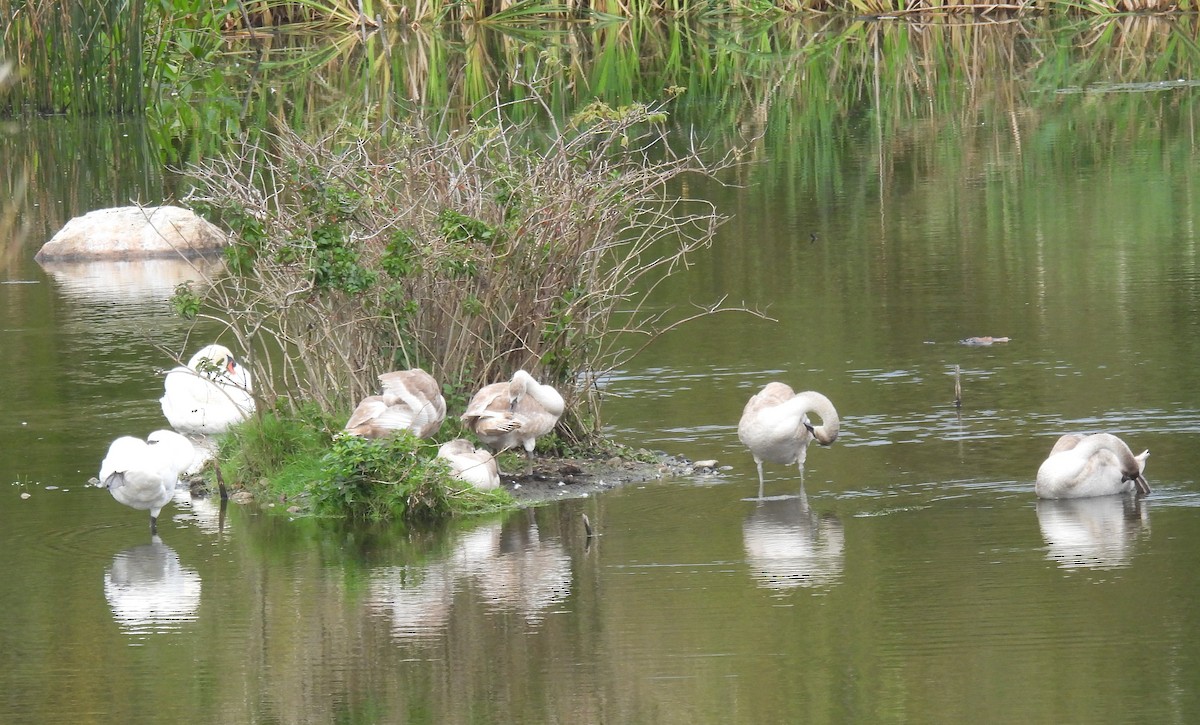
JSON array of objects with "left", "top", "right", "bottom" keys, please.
[{"left": 2, "top": 18, "right": 1200, "bottom": 724}]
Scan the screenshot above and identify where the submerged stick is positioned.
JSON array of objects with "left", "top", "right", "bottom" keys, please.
[
  {"left": 215, "top": 464, "right": 229, "bottom": 501},
  {"left": 953, "top": 365, "right": 962, "bottom": 408},
  {"left": 582, "top": 513, "right": 595, "bottom": 538}
]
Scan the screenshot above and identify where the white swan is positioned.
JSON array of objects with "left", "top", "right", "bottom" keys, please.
[
  {"left": 437, "top": 439, "right": 501, "bottom": 490},
  {"left": 160, "top": 343, "right": 254, "bottom": 435},
  {"left": 737, "top": 383, "right": 840, "bottom": 498},
  {"left": 461, "top": 370, "right": 565, "bottom": 475},
  {"left": 98, "top": 430, "right": 197, "bottom": 533},
  {"left": 344, "top": 368, "right": 447, "bottom": 439},
  {"left": 1035, "top": 433, "right": 1149, "bottom": 499}
]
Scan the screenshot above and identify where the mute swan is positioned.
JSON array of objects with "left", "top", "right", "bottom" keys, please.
[
  {"left": 1035, "top": 433, "right": 1149, "bottom": 499},
  {"left": 98, "top": 429, "right": 196, "bottom": 533},
  {"left": 461, "top": 370, "right": 565, "bottom": 475},
  {"left": 437, "top": 439, "right": 501, "bottom": 490},
  {"left": 345, "top": 368, "right": 446, "bottom": 439},
  {"left": 160, "top": 344, "right": 254, "bottom": 435},
  {"left": 737, "top": 383, "right": 840, "bottom": 498}
]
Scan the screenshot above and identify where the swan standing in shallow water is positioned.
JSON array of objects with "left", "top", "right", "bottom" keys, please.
[
  {"left": 1035, "top": 433, "right": 1149, "bottom": 499},
  {"left": 737, "top": 383, "right": 840, "bottom": 499},
  {"left": 98, "top": 430, "right": 196, "bottom": 533},
  {"left": 344, "top": 368, "right": 446, "bottom": 439},
  {"left": 461, "top": 370, "right": 565, "bottom": 475},
  {"left": 437, "top": 439, "right": 501, "bottom": 490},
  {"left": 160, "top": 344, "right": 254, "bottom": 435}
]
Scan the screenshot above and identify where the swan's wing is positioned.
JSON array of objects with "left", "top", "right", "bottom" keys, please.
[
  {"left": 345, "top": 398, "right": 388, "bottom": 430},
  {"left": 1048, "top": 434, "right": 1085, "bottom": 456},
  {"left": 379, "top": 369, "right": 439, "bottom": 399},
  {"left": 381, "top": 371, "right": 446, "bottom": 438},
  {"left": 99, "top": 437, "right": 148, "bottom": 484},
  {"left": 163, "top": 366, "right": 226, "bottom": 407},
  {"left": 469, "top": 411, "right": 522, "bottom": 437},
  {"left": 146, "top": 430, "right": 197, "bottom": 479},
  {"left": 462, "top": 383, "right": 508, "bottom": 422}
]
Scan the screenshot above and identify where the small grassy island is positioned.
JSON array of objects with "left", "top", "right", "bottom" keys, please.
[{"left": 178, "top": 89, "right": 744, "bottom": 522}]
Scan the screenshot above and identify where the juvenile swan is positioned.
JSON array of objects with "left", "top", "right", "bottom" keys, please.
[
  {"left": 438, "top": 439, "right": 501, "bottom": 490},
  {"left": 461, "top": 370, "right": 565, "bottom": 475},
  {"left": 344, "top": 368, "right": 446, "bottom": 439},
  {"left": 738, "top": 383, "right": 840, "bottom": 498},
  {"left": 98, "top": 430, "right": 197, "bottom": 534},
  {"left": 160, "top": 344, "right": 254, "bottom": 435},
  {"left": 1035, "top": 433, "right": 1150, "bottom": 499}
]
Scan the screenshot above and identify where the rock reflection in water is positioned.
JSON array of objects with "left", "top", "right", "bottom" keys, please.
[
  {"left": 171, "top": 488, "right": 227, "bottom": 535},
  {"left": 104, "top": 536, "right": 202, "bottom": 634},
  {"left": 39, "top": 258, "right": 217, "bottom": 304},
  {"left": 1036, "top": 496, "right": 1150, "bottom": 570},
  {"left": 743, "top": 489, "right": 845, "bottom": 590},
  {"left": 368, "top": 514, "right": 571, "bottom": 640}
]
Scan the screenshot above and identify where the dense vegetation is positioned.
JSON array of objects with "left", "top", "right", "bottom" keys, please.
[{"left": 181, "top": 87, "right": 738, "bottom": 437}]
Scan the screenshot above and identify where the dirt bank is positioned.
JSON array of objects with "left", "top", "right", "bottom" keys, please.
[{"left": 501, "top": 452, "right": 724, "bottom": 504}]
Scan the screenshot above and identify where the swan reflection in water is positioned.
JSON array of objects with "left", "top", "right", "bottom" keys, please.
[
  {"left": 368, "top": 514, "right": 571, "bottom": 639},
  {"left": 743, "top": 487, "right": 844, "bottom": 590},
  {"left": 104, "top": 536, "right": 202, "bottom": 634},
  {"left": 1036, "top": 496, "right": 1150, "bottom": 570}
]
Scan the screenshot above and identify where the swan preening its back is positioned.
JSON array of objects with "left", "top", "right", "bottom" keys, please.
[
  {"left": 738, "top": 383, "right": 840, "bottom": 499},
  {"left": 160, "top": 344, "right": 255, "bottom": 436},
  {"left": 98, "top": 430, "right": 196, "bottom": 533},
  {"left": 462, "top": 370, "right": 565, "bottom": 474},
  {"left": 1035, "top": 433, "right": 1150, "bottom": 499},
  {"left": 344, "top": 368, "right": 447, "bottom": 439}
]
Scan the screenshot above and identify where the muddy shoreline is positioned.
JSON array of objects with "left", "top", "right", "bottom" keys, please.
[{"left": 499, "top": 452, "right": 723, "bottom": 504}]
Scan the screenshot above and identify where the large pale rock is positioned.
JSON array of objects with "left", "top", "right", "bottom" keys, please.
[{"left": 35, "top": 205, "right": 228, "bottom": 261}]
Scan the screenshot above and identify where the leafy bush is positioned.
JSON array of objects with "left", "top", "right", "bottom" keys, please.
[{"left": 181, "top": 86, "right": 746, "bottom": 446}]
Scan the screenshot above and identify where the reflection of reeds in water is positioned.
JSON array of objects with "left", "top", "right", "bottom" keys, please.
[{"left": 0, "top": 60, "right": 24, "bottom": 276}]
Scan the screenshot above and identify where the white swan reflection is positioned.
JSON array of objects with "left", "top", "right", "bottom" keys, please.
[
  {"left": 367, "top": 515, "right": 571, "bottom": 639},
  {"left": 1036, "top": 496, "right": 1150, "bottom": 570},
  {"left": 104, "top": 536, "right": 202, "bottom": 633},
  {"left": 743, "top": 489, "right": 844, "bottom": 590}
]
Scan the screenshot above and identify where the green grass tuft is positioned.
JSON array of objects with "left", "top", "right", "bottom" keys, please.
[{"left": 215, "top": 408, "right": 516, "bottom": 522}]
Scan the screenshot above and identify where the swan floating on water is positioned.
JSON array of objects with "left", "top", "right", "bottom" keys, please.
[
  {"left": 737, "top": 383, "right": 840, "bottom": 498},
  {"left": 98, "top": 429, "right": 196, "bottom": 533},
  {"left": 437, "top": 439, "right": 501, "bottom": 490},
  {"left": 462, "top": 370, "right": 565, "bottom": 475},
  {"left": 160, "top": 344, "right": 254, "bottom": 435},
  {"left": 344, "top": 368, "right": 446, "bottom": 439},
  {"left": 1035, "top": 432, "right": 1149, "bottom": 499}
]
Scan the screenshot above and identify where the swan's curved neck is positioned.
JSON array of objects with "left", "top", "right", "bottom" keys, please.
[
  {"left": 787, "top": 391, "right": 840, "bottom": 444},
  {"left": 512, "top": 371, "right": 565, "bottom": 415},
  {"left": 1076, "top": 433, "right": 1141, "bottom": 472}
]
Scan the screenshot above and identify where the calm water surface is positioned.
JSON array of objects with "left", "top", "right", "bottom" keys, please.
[{"left": 3, "top": 24, "right": 1200, "bottom": 725}]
